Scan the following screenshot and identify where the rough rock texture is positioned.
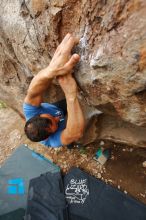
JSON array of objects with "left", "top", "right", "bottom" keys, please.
[{"left": 0, "top": 0, "right": 146, "bottom": 147}]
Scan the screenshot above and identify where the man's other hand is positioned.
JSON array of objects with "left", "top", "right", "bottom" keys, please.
[{"left": 47, "top": 33, "right": 80, "bottom": 77}]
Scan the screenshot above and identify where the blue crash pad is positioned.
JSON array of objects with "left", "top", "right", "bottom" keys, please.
[{"left": 0, "top": 144, "right": 59, "bottom": 215}]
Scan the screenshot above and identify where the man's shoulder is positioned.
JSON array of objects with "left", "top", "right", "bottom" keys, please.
[
  {"left": 23, "top": 102, "right": 40, "bottom": 109},
  {"left": 23, "top": 102, "right": 42, "bottom": 121},
  {"left": 41, "top": 129, "right": 63, "bottom": 148}
]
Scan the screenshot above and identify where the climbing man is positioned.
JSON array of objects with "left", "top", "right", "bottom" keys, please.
[{"left": 23, "top": 33, "right": 85, "bottom": 147}]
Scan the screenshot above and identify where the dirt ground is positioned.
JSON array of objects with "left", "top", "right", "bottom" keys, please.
[{"left": 0, "top": 105, "right": 146, "bottom": 204}]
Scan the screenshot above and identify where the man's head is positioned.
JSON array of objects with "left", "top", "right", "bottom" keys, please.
[{"left": 24, "top": 114, "right": 60, "bottom": 142}]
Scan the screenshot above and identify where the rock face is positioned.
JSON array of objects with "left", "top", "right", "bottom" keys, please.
[{"left": 0, "top": 0, "right": 146, "bottom": 147}]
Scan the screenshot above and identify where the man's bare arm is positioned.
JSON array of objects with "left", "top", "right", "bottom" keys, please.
[
  {"left": 24, "top": 33, "right": 80, "bottom": 106},
  {"left": 24, "top": 68, "right": 54, "bottom": 106},
  {"left": 58, "top": 74, "right": 85, "bottom": 145}
]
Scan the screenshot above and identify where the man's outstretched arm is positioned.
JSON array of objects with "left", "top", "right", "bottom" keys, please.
[
  {"left": 24, "top": 33, "right": 80, "bottom": 106},
  {"left": 58, "top": 74, "right": 85, "bottom": 145}
]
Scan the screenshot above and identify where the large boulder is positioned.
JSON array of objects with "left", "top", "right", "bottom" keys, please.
[{"left": 0, "top": 0, "right": 146, "bottom": 147}]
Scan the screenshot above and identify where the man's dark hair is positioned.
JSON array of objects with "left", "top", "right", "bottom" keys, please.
[{"left": 24, "top": 115, "right": 52, "bottom": 142}]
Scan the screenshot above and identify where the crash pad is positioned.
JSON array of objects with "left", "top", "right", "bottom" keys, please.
[
  {"left": 24, "top": 168, "right": 146, "bottom": 220},
  {"left": 64, "top": 168, "right": 146, "bottom": 220},
  {"left": 0, "top": 144, "right": 59, "bottom": 216}
]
